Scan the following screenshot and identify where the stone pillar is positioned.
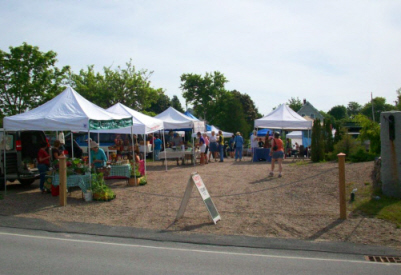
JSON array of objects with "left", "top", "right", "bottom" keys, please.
[{"left": 381, "top": 111, "right": 401, "bottom": 198}]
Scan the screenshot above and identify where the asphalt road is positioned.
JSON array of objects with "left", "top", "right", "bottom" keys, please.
[{"left": 0, "top": 227, "right": 399, "bottom": 275}]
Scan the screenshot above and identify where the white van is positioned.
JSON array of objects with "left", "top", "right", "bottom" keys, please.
[{"left": 0, "top": 130, "right": 47, "bottom": 188}]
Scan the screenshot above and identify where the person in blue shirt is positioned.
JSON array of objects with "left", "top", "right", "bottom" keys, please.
[
  {"left": 234, "top": 132, "right": 244, "bottom": 161},
  {"left": 153, "top": 134, "right": 162, "bottom": 160},
  {"left": 90, "top": 141, "right": 107, "bottom": 169}
]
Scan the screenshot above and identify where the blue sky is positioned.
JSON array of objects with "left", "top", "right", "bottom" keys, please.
[{"left": 1, "top": 0, "right": 400, "bottom": 115}]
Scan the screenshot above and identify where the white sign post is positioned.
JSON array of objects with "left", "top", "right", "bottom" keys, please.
[{"left": 176, "top": 172, "right": 221, "bottom": 224}]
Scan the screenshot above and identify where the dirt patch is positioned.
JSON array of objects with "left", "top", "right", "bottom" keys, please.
[{"left": 1, "top": 157, "right": 400, "bottom": 249}]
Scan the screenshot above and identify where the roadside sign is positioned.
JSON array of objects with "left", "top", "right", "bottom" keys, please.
[{"left": 176, "top": 172, "right": 221, "bottom": 224}]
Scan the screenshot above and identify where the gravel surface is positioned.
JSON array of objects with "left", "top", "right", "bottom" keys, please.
[{"left": 1, "top": 156, "right": 400, "bottom": 249}]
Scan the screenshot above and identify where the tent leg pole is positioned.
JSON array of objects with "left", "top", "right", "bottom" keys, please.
[
  {"left": 70, "top": 132, "right": 73, "bottom": 158},
  {"left": 3, "top": 129, "right": 7, "bottom": 195},
  {"left": 192, "top": 129, "right": 195, "bottom": 166},
  {"left": 144, "top": 134, "right": 147, "bottom": 176},
  {"left": 162, "top": 131, "right": 167, "bottom": 171}
]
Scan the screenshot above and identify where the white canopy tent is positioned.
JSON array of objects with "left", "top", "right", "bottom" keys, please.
[
  {"left": 155, "top": 107, "right": 205, "bottom": 132},
  {"left": 93, "top": 103, "right": 164, "bottom": 135},
  {"left": 191, "top": 125, "right": 233, "bottom": 138},
  {"left": 4, "top": 87, "right": 132, "bottom": 131},
  {"left": 155, "top": 107, "right": 205, "bottom": 170},
  {"left": 254, "top": 104, "right": 312, "bottom": 130},
  {"left": 287, "top": 131, "right": 302, "bottom": 139},
  {"left": 253, "top": 104, "right": 312, "bottom": 162},
  {"left": 92, "top": 103, "right": 166, "bottom": 173},
  {"left": 2, "top": 87, "right": 132, "bottom": 191}
]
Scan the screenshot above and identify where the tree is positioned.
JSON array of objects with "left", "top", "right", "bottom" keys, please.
[
  {"left": 0, "top": 42, "right": 70, "bottom": 116},
  {"left": 328, "top": 105, "right": 348, "bottom": 121},
  {"left": 180, "top": 71, "right": 228, "bottom": 122},
  {"left": 323, "top": 118, "right": 334, "bottom": 153},
  {"left": 287, "top": 97, "right": 303, "bottom": 112},
  {"left": 146, "top": 91, "right": 171, "bottom": 115},
  {"left": 210, "top": 91, "right": 248, "bottom": 136},
  {"left": 361, "top": 97, "right": 395, "bottom": 122},
  {"left": 171, "top": 95, "right": 184, "bottom": 113},
  {"left": 70, "top": 60, "right": 160, "bottom": 111},
  {"left": 311, "top": 119, "right": 324, "bottom": 162},
  {"left": 396, "top": 88, "right": 401, "bottom": 111},
  {"left": 355, "top": 114, "right": 381, "bottom": 154},
  {"left": 347, "top": 101, "right": 362, "bottom": 118},
  {"left": 232, "top": 90, "right": 262, "bottom": 134}
]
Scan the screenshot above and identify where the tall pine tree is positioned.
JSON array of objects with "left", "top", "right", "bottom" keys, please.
[{"left": 311, "top": 119, "right": 325, "bottom": 162}]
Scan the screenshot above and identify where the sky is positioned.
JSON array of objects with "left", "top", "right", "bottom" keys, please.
[{"left": 1, "top": 0, "right": 401, "bottom": 116}]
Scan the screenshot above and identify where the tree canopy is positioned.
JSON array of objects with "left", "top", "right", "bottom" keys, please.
[
  {"left": 360, "top": 97, "right": 395, "bottom": 122},
  {"left": 287, "top": 97, "right": 303, "bottom": 112},
  {"left": 328, "top": 105, "right": 348, "bottom": 121},
  {"left": 180, "top": 71, "right": 228, "bottom": 121},
  {"left": 347, "top": 101, "right": 362, "bottom": 118},
  {"left": 0, "top": 42, "right": 70, "bottom": 117},
  {"left": 69, "top": 60, "right": 161, "bottom": 111}
]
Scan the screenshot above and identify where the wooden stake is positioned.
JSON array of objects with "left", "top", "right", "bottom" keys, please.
[
  {"left": 59, "top": 156, "right": 67, "bottom": 206},
  {"left": 337, "top": 153, "right": 346, "bottom": 219}
]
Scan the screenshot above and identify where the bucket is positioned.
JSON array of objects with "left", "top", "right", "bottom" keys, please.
[
  {"left": 84, "top": 191, "right": 93, "bottom": 202},
  {"left": 51, "top": 185, "right": 59, "bottom": 196},
  {"left": 128, "top": 177, "right": 138, "bottom": 186}
]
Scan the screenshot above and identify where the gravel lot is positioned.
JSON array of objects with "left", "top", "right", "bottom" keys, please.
[{"left": 1, "top": 156, "right": 400, "bottom": 250}]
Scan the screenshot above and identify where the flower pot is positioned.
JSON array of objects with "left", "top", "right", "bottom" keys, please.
[
  {"left": 84, "top": 190, "right": 92, "bottom": 202},
  {"left": 128, "top": 177, "right": 138, "bottom": 186}
]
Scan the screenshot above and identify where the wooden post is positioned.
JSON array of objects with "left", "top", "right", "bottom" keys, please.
[
  {"left": 59, "top": 156, "right": 67, "bottom": 206},
  {"left": 337, "top": 153, "right": 346, "bottom": 219}
]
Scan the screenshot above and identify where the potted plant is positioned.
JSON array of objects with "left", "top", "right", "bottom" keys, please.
[
  {"left": 91, "top": 173, "right": 116, "bottom": 201},
  {"left": 128, "top": 163, "right": 142, "bottom": 186}
]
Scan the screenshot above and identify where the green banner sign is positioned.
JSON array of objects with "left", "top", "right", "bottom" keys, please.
[{"left": 89, "top": 118, "right": 132, "bottom": 130}]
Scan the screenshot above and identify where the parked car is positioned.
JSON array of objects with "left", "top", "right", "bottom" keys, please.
[{"left": 0, "top": 130, "right": 47, "bottom": 188}]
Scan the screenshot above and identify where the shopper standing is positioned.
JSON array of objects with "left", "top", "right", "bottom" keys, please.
[
  {"left": 37, "top": 142, "right": 50, "bottom": 193},
  {"left": 218, "top": 130, "right": 224, "bottom": 162},
  {"left": 234, "top": 132, "right": 244, "bottom": 161},
  {"left": 269, "top": 132, "right": 284, "bottom": 177}
]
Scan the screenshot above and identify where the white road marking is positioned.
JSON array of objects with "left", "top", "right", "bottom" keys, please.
[{"left": 0, "top": 231, "right": 388, "bottom": 265}]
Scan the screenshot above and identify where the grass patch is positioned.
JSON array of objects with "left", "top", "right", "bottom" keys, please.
[
  {"left": 0, "top": 192, "right": 3, "bottom": 200},
  {"left": 348, "top": 182, "right": 401, "bottom": 227},
  {"left": 290, "top": 160, "right": 310, "bottom": 166}
]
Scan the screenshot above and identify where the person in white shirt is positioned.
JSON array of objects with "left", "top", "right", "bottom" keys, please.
[
  {"left": 250, "top": 130, "right": 259, "bottom": 161},
  {"left": 58, "top": 131, "right": 65, "bottom": 151}
]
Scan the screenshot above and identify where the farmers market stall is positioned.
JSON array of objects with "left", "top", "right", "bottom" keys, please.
[{"left": 2, "top": 87, "right": 133, "bottom": 196}]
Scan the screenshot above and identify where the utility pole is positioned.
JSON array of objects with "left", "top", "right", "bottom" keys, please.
[{"left": 371, "top": 92, "right": 375, "bottom": 122}]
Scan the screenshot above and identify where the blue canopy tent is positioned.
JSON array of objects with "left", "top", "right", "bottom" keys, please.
[{"left": 250, "top": 128, "right": 274, "bottom": 137}]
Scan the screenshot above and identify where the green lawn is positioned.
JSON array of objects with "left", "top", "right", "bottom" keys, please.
[{"left": 348, "top": 182, "right": 401, "bottom": 228}]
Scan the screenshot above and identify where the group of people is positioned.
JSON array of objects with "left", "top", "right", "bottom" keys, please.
[
  {"left": 196, "top": 130, "right": 225, "bottom": 165},
  {"left": 195, "top": 131, "right": 248, "bottom": 164},
  {"left": 36, "top": 130, "right": 292, "bottom": 193}
]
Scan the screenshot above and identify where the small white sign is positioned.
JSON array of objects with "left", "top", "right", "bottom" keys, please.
[{"left": 176, "top": 172, "right": 221, "bottom": 224}]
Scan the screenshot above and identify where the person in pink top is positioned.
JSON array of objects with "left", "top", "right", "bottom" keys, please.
[
  {"left": 269, "top": 132, "right": 284, "bottom": 178},
  {"left": 202, "top": 133, "right": 210, "bottom": 164}
]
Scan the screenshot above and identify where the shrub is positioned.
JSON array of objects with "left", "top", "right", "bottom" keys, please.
[{"left": 349, "top": 148, "right": 376, "bottom": 162}]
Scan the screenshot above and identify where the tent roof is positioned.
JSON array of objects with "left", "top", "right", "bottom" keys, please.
[
  {"left": 3, "top": 87, "right": 132, "bottom": 131},
  {"left": 254, "top": 104, "right": 312, "bottom": 130},
  {"left": 183, "top": 111, "right": 199, "bottom": 120},
  {"left": 206, "top": 125, "right": 233, "bottom": 138},
  {"left": 92, "top": 103, "right": 164, "bottom": 134},
  {"left": 191, "top": 125, "right": 233, "bottom": 138},
  {"left": 155, "top": 107, "right": 205, "bottom": 131},
  {"left": 287, "top": 131, "right": 303, "bottom": 139}
]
